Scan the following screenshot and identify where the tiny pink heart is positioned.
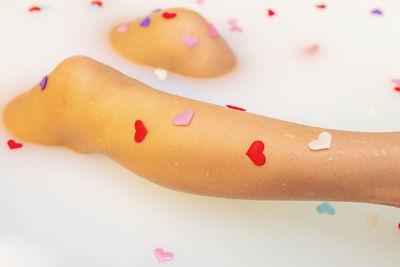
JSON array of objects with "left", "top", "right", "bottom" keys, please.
[
  {"left": 308, "top": 132, "right": 332, "bottom": 151},
  {"left": 173, "top": 108, "right": 194, "bottom": 126},
  {"left": 154, "top": 248, "right": 174, "bottom": 263},
  {"left": 209, "top": 23, "right": 218, "bottom": 38},
  {"left": 183, "top": 35, "right": 198, "bottom": 49},
  {"left": 117, "top": 23, "right": 128, "bottom": 33}
]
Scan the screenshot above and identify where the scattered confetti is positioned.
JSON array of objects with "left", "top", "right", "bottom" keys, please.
[
  {"left": 398, "top": 223, "right": 400, "bottom": 230},
  {"left": 39, "top": 75, "right": 48, "bottom": 91},
  {"left": 365, "top": 212, "right": 379, "bottom": 228},
  {"left": 246, "top": 140, "right": 266, "bottom": 166},
  {"left": 117, "top": 23, "right": 128, "bottom": 33},
  {"left": 209, "top": 23, "right": 218, "bottom": 38},
  {"left": 196, "top": 0, "right": 205, "bottom": 5},
  {"left": 140, "top": 16, "right": 151, "bottom": 27},
  {"left": 134, "top": 120, "right": 147, "bottom": 143},
  {"left": 267, "top": 9, "right": 275, "bottom": 17},
  {"left": 154, "top": 248, "right": 174, "bottom": 263},
  {"left": 152, "top": 8, "right": 162, "bottom": 13},
  {"left": 183, "top": 35, "right": 199, "bottom": 49},
  {"left": 7, "top": 140, "right": 23, "bottom": 150},
  {"left": 308, "top": 132, "right": 332, "bottom": 151},
  {"left": 173, "top": 109, "right": 194, "bottom": 126},
  {"left": 391, "top": 79, "right": 400, "bottom": 86},
  {"left": 316, "top": 4, "right": 326, "bottom": 9},
  {"left": 395, "top": 87, "right": 400, "bottom": 92},
  {"left": 316, "top": 202, "right": 335, "bottom": 215},
  {"left": 91, "top": 1, "right": 103, "bottom": 7},
  {"left": 228, "top": 19, "right": 243, "bottom": 32},
  {"left": 226, "top": 105, "right": 246, "bottom": 111},
  {"left": 28, "top": 6, "right": 41, "bottom": 12},
  {"left": 305, "top": 44, "right": 319, "bottom": 55},
  {"left": 154, "top": 69, "right": 168, "bottom": 81},
  {"left": 162, "top": 12, "right": 177, "bottom": 19},
  {"left": 371, "top": 9, "right": 383, "bottom": 16}
]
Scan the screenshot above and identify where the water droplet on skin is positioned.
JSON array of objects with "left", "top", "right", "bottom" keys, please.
[
  {"left": 281, "top": 183, "right": 286, "bottom": 186},
  {"left": 174, "top": 161, "right": 179, "bottom": 167},
  {"left": 326, "top": 157, "right": 333, "bottom": 161},
  {"left": 206, "top": 172, "right": 210, "bottom": 177}
]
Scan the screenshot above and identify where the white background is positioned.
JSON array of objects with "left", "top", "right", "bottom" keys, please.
[{"left": 0, "top": 0, "right": 400, "bottom": 266}]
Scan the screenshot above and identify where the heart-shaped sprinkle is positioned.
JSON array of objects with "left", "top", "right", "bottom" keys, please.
[
  {"left": 308, "top": 132, "right": 332, "bottom": 151},
  {"left": 154, "top": 248, "right": 174, "bottom": 263},
  {"left": 316, "top": 202, "right": 335, "bottom": 215},
  {"left": 228, "top": 19, "right": 243, "bottom": 32},
  {"left": 173, "top": 109, "right": 194, "bottom": 126},
  {"left": 305, "top": 44, "right": 319, "bottom": 55},
  {"left": 209, "top": 23, "right": 218, "bottom": 38},
  {"left": 395, "top": 87, "right": 400, "bottom": 92},
  {"left": 246, "top": 140, "right": 266, "bottom": 166},
  {"left": 183, "top": 35, "right": 198, "bottom": 49},
  {"left": 316, "top": 4, "right": 326, "bottom": 9},
  {"left": 134, "top": 120, "right": 147, "bottom": 143},
  {"left": 7, "top": 139, "right": 23, "bottom": 150},
  {"left": 140, "top": 16, "right": 150, "bottom": 27},
  {"left": 39, "top": 75, "right": 48, "bottom": 91},
  {"left": 117, "top": 23, "right": 128, "bottom": 33},
  {"left": 154, "top": 69, "right": 168, "bottom": 81},
  {"left": 391, "top": 79, "right": 400, "bottom": 85},
  {"left": 398, "top": 223, "right": 400, "bottom": 230},
  {"left": 91, "top": 1, "right": 102, "bottom": 7},
  {"left": 196, "top": 0, "right": 205, "bottom": 5},
  {"left": 226, "top": 105, "right": 246, "bottom": 111},
  {"left": 29, "top": 6, "right": 41, "bottom": 12},
  {"left": 371, "top": 8, "right": 383, "bottom": 15},
  {"left": 267, "top": 9, "right": 275, "bottom": 16},
  {"left": 162, "top": 12, "right": 176, "bottom": 19}
]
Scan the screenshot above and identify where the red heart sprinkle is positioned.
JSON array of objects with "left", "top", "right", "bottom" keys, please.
[
  {"left": 398, "top": 223, "right": 400, "bottom": 230},
  {"left": 226, "top": 105, "right": 246, "bottom": 111},
  {"left": 134, "top": 120, "right": 147, "bottom": 143},
  {"left": 246, "top": 140, "right": 266, "bottom": 166},
  {"left": 162, "top": 12, "right": 177, "bottom": 19},
  {"left": 316, "top": 4, "right": 326, "bottom": 9},
  {"left": 7, "top": 139, "right": 23, "bottom": 150},
  {"left": 267, "top": 9, "right": 275, "bottom": 17},
  {"left": 29, "top": 6, "right": 41, "bottom": 12},
  {"left": 91, "top": 1, "right": 103, "bottom": 6},
  {"left": 395, "top": 87, "right": 400, "bottom": 92}
]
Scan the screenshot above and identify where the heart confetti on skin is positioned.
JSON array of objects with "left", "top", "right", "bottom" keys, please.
[
  {"left": 391, "top": 79, "right": 400, "bottom": 86},
  {"left": 173, "top": 109, "right": 194, "bottom": 126},
  {"left": 246, "top": 140, "right": 266, "bottom": 166},
  {"left": 39, "top": 75, "right": 48, "bottom": 91},
  {"left": 134, "top": 120, "right": 147, "bottom": 143},
  {"left": 140, "top": 16, "right": 150, "bottom": 27},
  {"left": 228, "top": 19, "right": 243, "bottom": 32},
  {"left": 209, "top": 23, "right": 218, "bottom": 38},
  {"left": 117, "top": 23, "right": 128, "bottom": 33},
  {"left": 29, "top": 6, "right": 41, "bottom": 12},
  {"left": 316, "top": 4, "right": 326, "bottom": 9},
  {"left": 7, "top": 140, "right": 23, "bottom": 150},
  {"left": 183, "top": 35, "right": 199, "bottom": 49},
  {"left": 154, "top": 69, "right": 168, "bottom": 81},
  {"left": 154, "top": 248, "right": 174, "bottom": 263},
  {"left": 226, "top": 105, "right": 246, "bottom": 111},
  {"left": 162, "top": 12, "right": 177, "bottom": 19},
  {"left": 267, "top": 9, "right": 275, "bottom": 17},
  {"left": 316, "top": 202, "right": 335, "bottom": 215},
  {"left": 371, "top": 9, "right": 383, "bottom": 15},
  {"left": 308, "top": 132, "right": 332, "bottom": 151}
]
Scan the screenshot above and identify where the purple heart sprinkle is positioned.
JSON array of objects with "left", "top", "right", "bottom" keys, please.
[
  {"left": 371, "top": 9, "right": 383, "bottom": 15},
  {"left": 39, "top": 75, "right": 48, "bottom": 91},
  {"left": 152, "top": 8, "right": 161, "bottom": 13},
  {"left": 140, "top": 16, "right": 150, "bottom": 27}
]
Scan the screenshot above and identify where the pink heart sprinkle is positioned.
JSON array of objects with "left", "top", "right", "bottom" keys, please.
[
  {"left": 196, "top": 0, "right": 205, "bottom": 5},
  {"left": 228, "top": 19, "right": 242, "bottom": 32},
  {"left": 209, "top": 23, "right": 218, "bottom": 38},
  {"left": 391, "top": 79, "right": 400, "bottom": 86},
  {"left": 117, "top": 23, "right": 128, "bottom": 33},
  {"left": 173, "top": 108, "right": 194, "bottom": 126},
  {"left": 154, "top": 248, "right": 174, "bottom": 263},
  {"left": 183, "top": 35, "right": 198, "bottom": 49}
]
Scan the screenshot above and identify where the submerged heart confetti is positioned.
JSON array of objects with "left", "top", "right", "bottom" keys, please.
[
  {"left": 7, "top": 140, "right": 23, "bottom": 150},
  {"left": 39, "top": 75, "right": 48, "bottom": 91},
  {"left": 134, "top": 120, "right": 147, "bottom": 142},
  {"left": 371, "top": 9, "right": 383, "bottom": 16},
  {"left": 308, "top": 132, "right": 332, "bottom": 151},
  {"left": 316, "top": 202, "right": 335, "bottom": 215},
  {"left": 246, "top": 140, "right": 266, "bottom": 166},
  {"left": 267, "top": 9, "right": 275, "bottom": 17},
  {"left": 183, "top": 35, "right": 199, "bottom": 49},
  {"left": 140, "top": 16, "right": 151, "bottom": 27},
  {"left": 162, "top": 12, "right": 177, "bottom": 19},
  {"left": 228, "top": 19, "right": 243, "bottom": 32},
  {"left": 154, "top": 248, "right": 174, "bottom": 263},
  {"left": 173, "top": 109, "right": 194, "bottom": 126}
]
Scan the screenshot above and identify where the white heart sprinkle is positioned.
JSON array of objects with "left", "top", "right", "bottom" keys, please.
[
  {"left": 154, "top": 69, "right": 168, "bottom": 81},
  {"left": 308, "top": 132, "right": 332, "bottom": 151}
]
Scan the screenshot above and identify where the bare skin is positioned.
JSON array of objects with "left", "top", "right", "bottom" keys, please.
[
  {"left": 3, "top": 56, "right": 400, "bottom": 207},
  {"left": 109, "top": 8, "right": 236, "bottom": 78}
]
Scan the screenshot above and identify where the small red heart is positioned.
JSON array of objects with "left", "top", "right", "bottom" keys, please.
[
  {"left": 29, "top": 6, "right": 41, "bottom": 12},
  {"left": 91, "top": 1, "right": 103, "bottom": 7},
  {"left": 162, "top": 12, "right": 177, "bottom": 19},
  {"left": 226, "top": 105, "right": 246, "bottom": 111},
  {"left": 246, "top": 140, "right": 266, "bottom": 166},
  {"left": 134, "top": 120, "right": 147, "bottom": 143},
  {"left": 7, "top": 139, "right": 23, "bottom": 150},
  {"left": 267, "top": 9, "right": 275, "bottom": 17},
  {"left": 395, "top": 87, "right": 400, "bottom": 92},
  {"left": 316, "top": 4, "right": 326, "bottom": 9}
]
